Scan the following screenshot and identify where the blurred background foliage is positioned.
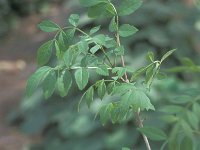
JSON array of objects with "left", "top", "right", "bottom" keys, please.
[
  {"left": 3, "top": 0, "right": 200, "bottom": 149},
  {"left": 0, "top": 0, "right": 64, "bottom": 38}
]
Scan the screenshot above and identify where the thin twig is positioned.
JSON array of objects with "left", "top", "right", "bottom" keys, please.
[
  {"left": 70, "top": 66, "right": 112, "bottom": 70},
  {"left": 134, "top": 110, "right": 152, "bottom": 150},
  {"left": 110, "top": 3, "right": 151, "bottom": 149},
  {"left": 115, "top": 14, "right": 129, "bottom": 82}
]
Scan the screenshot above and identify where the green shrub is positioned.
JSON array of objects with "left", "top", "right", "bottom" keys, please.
[{"left": 9, "top": 0, "right": 200, "bottom": 150}]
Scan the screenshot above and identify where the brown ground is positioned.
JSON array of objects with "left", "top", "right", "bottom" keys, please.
[{"left": 0, "top": 3, "right": 72, "bottom": 150}]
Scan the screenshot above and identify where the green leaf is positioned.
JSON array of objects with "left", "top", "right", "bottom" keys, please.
[
  {"left": 55, "top": 40, "right": 62, "bottom": 60},
  {"left": 156, "top": 72, "right": 167, "bottom": 80},
  {"left": 63, "top": 49, "right": 73, "bottom": 67},
  {"left": 159, "top": 105, "right": 183, "bottom": 114},
  {"left": 146, "top": 51, "right": 154, "bottom": 62},
  {"left": 146, "top": 62, "right": 160, "bottom": 89},
  {"left": 105, "top": 38, "right": 117, "bottom": 48},
  {"left": 167, "top": 66, "right": 188, "bottom": 73},
  {"left": 85, "top": 86, "right": 94, "bottom": 108},
  {"left": 114, "top": 46, "right": 124, "bottom": 56},
  {"left": 112, "top": 67, "right": 127, "bottom": 78},
  {"left": 79, "top": 0, "right": 107, "bottom": 7},
  {"left": 117, "top": 68, "right": 127, "bottom": 78},
  {"left": 88, "top": 3, "right": 115, "bottom": 18},
  {"left": 160, "top": 141, "right": 168, "bottom": 150},
  {"left": 119, "top": 24, "right": 138, "bottom": 37},
  {"left": 137, "top": 126, "right": 167, "bottom": 141},
  {"left": 186, "top": 111, "right": 199, "bottom": 130},
  {"left": 81, "top": 55, "right": 99, "bottom": 66},
  {"left": 96, "top": 65, "right": 109, "bottom": 76},
  {"left": 107, "top": 82, "right": 115, "bottom": 95},
  {"left": 69, "top": 14, "right": 80, "bottom": 26},
  {"left": 37, "top": 40, "right": 53, "bottom": 66},
  {"left": 192, "top": 103, "right": 200, "bottom": 116},
  {"left": 169, "top": 95, "right": 191, "bottom": 104},
  {"left": 75, "top": 68, "right": 89, "bottom": 90},
  {"left": 120, "top": 90, "right": 155, "bottom": 111},
  {"left": 42, "top": 70, "right": 57, "bottom": 99},
  {"left": 65, "top": 28, "right": 76, "bottom": 38},
  {"left": 181, "top": 57, "right": 196, "bottom": 67},
  {"left": 181, "top": 120, "right": 193, "bottom": 138},
  {"left": 63, "top": 45, "right": 79, "bottom": 67},
  {"left": 160, "top": 115, "right": 179, "bottom": 123},
  {"left": 57, "top": 30, "right": 74, "bottom": 51},
  {"left": 168, "top": 124, "right": 181, "bottom": 150},
  {"left": 99, "top": 103, "right": 113, "bottom": 125},
  {"left": 90, "top": 45, "right": 100, "bottom": 54},
  {"left": 130, "top": 67, "right": 146, "bottom": 82},
  {"left": 57, "top": 70, "right": 72, "bottom": 97},
  {"left": 161, "top": 49, "right": 176, "bottom": 62},
  {"left": 38, "top": 20, "right": 60, "bottom": 32},
  {"left": 122, "top": 148, "right": 130, "bottom": 150},
  {"left": 90, "top": 25, "right": 101, "bottom": 35},
  {"left": 58, "top": 31, "right": 68, "bottom": 51},
  {"left": 118, "top": 0, "right": 143, "bottom": 16},
  {"left": 145, "top": 64, "right": 155, "bottom": 89},
  {"left": 80, "top": 55, "right": 89, "bottom": 67},
  {"left": 110, "top": 105, "right": 126, "bottom": 123},
  {"left": 26, "top": 66, "right": 51, "bottom": 97},
  {"left": 78, "top": 40, "right": 89, "bottom": 54},
  {"left": 106, "top": 3, "right": 116, "bottom": 15},
  {"left": 109, "top": 17, "right": 117, "bottom": 32},
  {"left": 113, "top": 83, "right": 135, "bottom": 95},
  {"left": 180, "top": 136, "right": 193, "bottom": 150},
  {"left": 93, "top": 34, "right": 106, "bottom": 45},
  {"left": 97, "top": 80, "right": 106, "bottom": 99}
]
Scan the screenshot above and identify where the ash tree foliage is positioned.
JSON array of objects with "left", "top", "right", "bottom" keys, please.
[{"left": 26, "top": 0, "right": 178, "bottom": 149}]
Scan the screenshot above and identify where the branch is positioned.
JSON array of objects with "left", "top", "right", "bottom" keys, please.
[
  {"left": 115, "top": 13, "right": 129, "bottom": 82},
  {"left": 110, "top": 3, "right": 151, "bottom": 149},
  {"left": 134, "top": 110, "right": 152, "bottom": 150},
  {"left": 70, "top": 66, "right": 112, "bottom": 70}
]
